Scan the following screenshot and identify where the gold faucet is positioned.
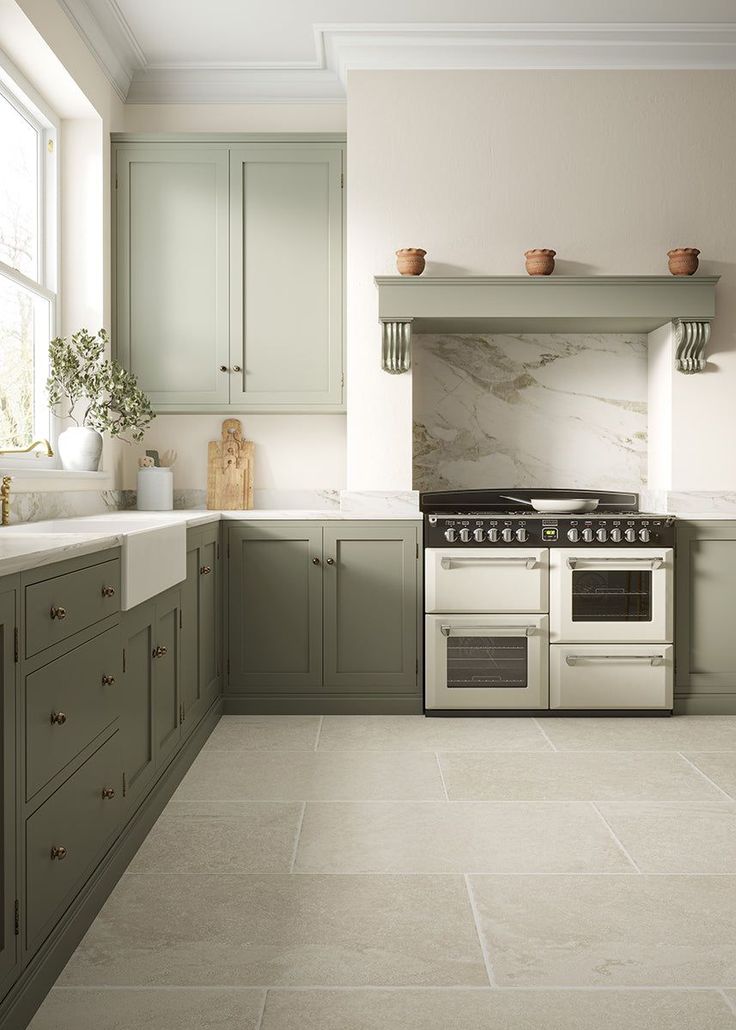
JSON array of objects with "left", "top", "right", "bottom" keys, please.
[
  {"left": 1, "top": 477, "right": 11, "bottom": 527},
  {"left": 0, "top": 438, "right": 54, "bottom": 458}
]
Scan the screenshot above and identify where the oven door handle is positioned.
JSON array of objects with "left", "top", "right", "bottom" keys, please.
[
  {"left": 565, "top": 556, "right": 664, "bottom": 570},
  {"left": 440, "top": 624, "right": 535, "bottom": 638},
  {"left": 565, "top": 653, "right": 665, "bottom": 667},
  {"left": 440, "top": 556, "right": 538, "bottom": 571}
]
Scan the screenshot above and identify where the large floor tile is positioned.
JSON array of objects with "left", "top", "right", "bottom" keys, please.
[
  {"left": 127, "top": 802, "right": 303, "bottom": 873},
  {"left": 59, "top": 874, "right": 488, "bottom": 987},
  {"left": 598, "top": 802, "right": 736, "bottom": 874},
  {"left": 438, "top": 750, "right": 723, "bottom": 801},
  {"left": 294, "top": 801, "right": 634, "bottom": 874},
  {"left": 318, "top": 715, "right": 551, "bottom": 751},
  {"left": 261, "top": 988, "right": 736, "bottom": 1030},
  {"left": 542, "top": 716, "right": 736, "bottom": 752},
  {"left": 204, "top": 715, "right": 322, "bottom": 751},
  {"left": 469, "top": 875, "right": 736, "bottom": 986},
  {"left": 685, "top": 753, "right": 736, "bottom": 799},
  {"left": 173, "top": 750, "right": 445, "bottom": 801},
  {"left": 29, "top": 987, "right": 265, "bottom": 1029}
]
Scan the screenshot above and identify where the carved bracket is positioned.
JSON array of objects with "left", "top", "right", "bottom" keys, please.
[
  {"left": 381, "top": 319, "right": 413, "bottom": 374},
  {"left": 674, "top": 319, "right": 711, "bottom": 374}
]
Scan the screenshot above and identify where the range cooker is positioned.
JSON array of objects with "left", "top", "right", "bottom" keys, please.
[{"left": 421, "top": 489, "right": 675, "bottom": 715}]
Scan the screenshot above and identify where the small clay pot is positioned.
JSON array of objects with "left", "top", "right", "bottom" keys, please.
[
  {"left": 667, "top": 247, "right": 700, "bottom": 276},
  {"left": 396, "top": 248, "right": 427, "bottom": 276},
  {"left": 524, "top": 249, "right": 556, "bottom": 276}
]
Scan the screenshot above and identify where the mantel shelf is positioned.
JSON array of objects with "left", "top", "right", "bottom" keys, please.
[{"left": 374, "top": 275, "right": 720, "bottom": 374}]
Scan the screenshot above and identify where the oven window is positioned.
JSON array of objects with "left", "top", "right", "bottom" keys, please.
[
  {"left": 446, "top": 636, "right": 528, "bottom": 688},
  {"left": 572, "top": 570, "right": 652, "bottom": 622}
]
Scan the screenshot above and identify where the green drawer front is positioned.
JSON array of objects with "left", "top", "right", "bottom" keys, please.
[
  {"left": 25, "top": 559, "right": 121, "bottom": 657},
  {"left": 25, "top": 626, "right": 122, "bottom": 800},
  {"left": 25, "top": 731, "right": 122, "bottom": 956}
]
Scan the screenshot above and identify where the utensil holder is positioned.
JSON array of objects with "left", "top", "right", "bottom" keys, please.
[{"left": 137, "top": 467, "right": 174, "bottom": 511}]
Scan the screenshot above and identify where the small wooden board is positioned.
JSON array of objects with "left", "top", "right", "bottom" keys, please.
[{"left": 207, "top": 418, "right": 254, "bottom": 510}]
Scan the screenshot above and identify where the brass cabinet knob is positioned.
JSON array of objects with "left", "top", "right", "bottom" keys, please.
[
  {"left": 219, "top": 365, "right": 228, "bottom": 372},
  {"left": 50, "top": 845, "right": 67, "bottom": 861},
  {"left": 101, "top": 585, "right": 115, "bottom": 598},
  {"left": 200, "top": 565, "right": 212, "bottom": 575},
  {"left": 101, "top": 786, "right": 115, "bottom": 800},
  {"left": 326, "top": 558, "right": 335, "bottom": 566},
  {"left": 232, "top": 365, "right": 242, "bottom": 373},
  {"left": 50, "top": 605, "right": 66, "bottom": 620},
  {"left": 50, "top": 711, "right": 67, "bottom": 725},
  {"left": 152, "top": 645, "right": 169, "bottom": 658},
  {"left": 101, "top": 674, "right": 115, "bottom": 686},
  {"left": 159, "top": 645, "right": 168, "bottom": 657},
  {"left": 311, "top": 557, "right": 320, "bottom": 565}
]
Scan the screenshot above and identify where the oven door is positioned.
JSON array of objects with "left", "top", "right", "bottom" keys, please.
[
  {"left": 425, "top": 548, "right": 548, "bottom": 613},
  {"left": 425, "top": 613, "right": 549, "bottom": 710},
  {"left": 550, "top": 548, "right": 673, "bottom": 643}
]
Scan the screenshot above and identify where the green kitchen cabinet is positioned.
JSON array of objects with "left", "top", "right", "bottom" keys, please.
[
  {"left": 0, "top": 579, "right": 19, "bottom": 999},
  {"left": 181, "top": 524, "right": 221, "bottom": 736},
  {"left": 152, "top": 587, "right": 182, "bottom": 770},
  {"left": 120, "top": 598, "right": 156, "bottom": 809}
]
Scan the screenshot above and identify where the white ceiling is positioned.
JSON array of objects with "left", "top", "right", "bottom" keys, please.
[{"left": 57, "top": 0, "right": 736, "bottom": 104}]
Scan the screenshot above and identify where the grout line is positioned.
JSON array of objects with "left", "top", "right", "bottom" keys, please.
[
  {"left": 255, "top": 988, "right": 269, "bottom": 1030},
  {"left": 719, "top": 988, "right": 736, "bottom": 1018},
  {"left": 115, "top": 870, "right": 736, "bottom": 877},
  {"left": 591, "top": 802, "right": 642, "bottom": 874},
  {"left": 48, "top": 984, "right": 736, "bottom": 993},
  {"left": 198, "top": 747, "right": 736, "bottom": 755},
  {"left": 532, "top": 717, "right": 558, "bottom": 751},
  {"left": 678, "top": 753, "right": 736, "bottom": 801},
  {"left": 166, "top": 797, "right": 736, "bottom": 805},
  {"left": 463, "top": 875, "right": 496, "bottom": 987},
  {"left": 435, "top": 752, "right": 450, "bottom": 800},
  {"left": 288, "top": 802, "right": 307, "bottom": 873},
  {"left": 313, "top": 716, "right": 324, "bottom": 751}
]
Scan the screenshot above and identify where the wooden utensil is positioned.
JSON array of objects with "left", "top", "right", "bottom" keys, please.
[{"left": 207, "top": 419, "right": 254, "bottom": 510}]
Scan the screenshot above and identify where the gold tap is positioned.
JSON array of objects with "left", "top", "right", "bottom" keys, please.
[
  {"left": 0, "top": 438, "right": 54, "bottom": 458},
  {"left": 1, "top": 477, "right": 11, "bottom": 527}
]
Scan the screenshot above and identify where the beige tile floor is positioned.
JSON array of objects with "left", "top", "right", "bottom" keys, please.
[{"left": 30, "top": 715, "right": 736, "bottom": 1029}]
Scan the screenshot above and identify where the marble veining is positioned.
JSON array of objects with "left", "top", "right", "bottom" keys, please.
[
  {"left": 413, "top": 333, "right": 648, "bottom": 493},
  {"left": 8, "top": 490, "right": 124, "bottom": 525},
  {"left": 339, "top": 491, "right": 420, "bottom": 515}
]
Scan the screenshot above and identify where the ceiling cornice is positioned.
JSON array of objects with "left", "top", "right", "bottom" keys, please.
[{"left": 54, "top": 11, "right": 736, "bottom": 105}]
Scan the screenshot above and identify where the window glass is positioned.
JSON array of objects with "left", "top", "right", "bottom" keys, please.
[
  {"left": 0, "top": 272, "right": 49, "bottom": 449},
  {"left": 0, "top": 90, "right": 39, "bottom": 280}
]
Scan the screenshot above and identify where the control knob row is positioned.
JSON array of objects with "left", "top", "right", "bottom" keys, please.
[
  {"left": 566, "top": 526, "right": 651, "bottom": 543},
  {"left": 443, "top": 527, "right": 527, "bottom": 543}
]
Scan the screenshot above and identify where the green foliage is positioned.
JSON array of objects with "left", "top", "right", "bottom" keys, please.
[{"left": 47, "top": 329, "right": 155, "bottom": 442}]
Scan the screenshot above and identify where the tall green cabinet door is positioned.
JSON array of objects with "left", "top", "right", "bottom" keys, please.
[
  {"left": 153, "top": 587, "right": 181, "bottom": 769},
  {"left": 229, "top": 145, "right": 344, "bottom": 410},
  {"left": 121, "top": 599, "right": 156, "bottom": 810},
  {"left": 323, "top": 524, "right": 419, "bottom": 692},
  {"left": 181, "top": 524, "right": 221, "bottom": 737},
  {"left": 228, "top": 523, "right": 323, "bottom": 692},
  {"left": 0, "top": 582, "right": 18, "bottom": 997},
  {"left": 115, "top": 145, "right": 230, "bottom": 407}
]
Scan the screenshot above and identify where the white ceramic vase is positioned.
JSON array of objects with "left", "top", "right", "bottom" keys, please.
[{"left": 57, "top": 426, "right": 103, "bottom": 472}]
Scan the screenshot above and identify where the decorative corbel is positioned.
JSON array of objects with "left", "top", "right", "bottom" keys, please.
[
  {"left": 674, "top": 318, "right": 711, "bottom": 374},
  {"left": 381, "top": 318, "right": 413, "bottom": 374}
]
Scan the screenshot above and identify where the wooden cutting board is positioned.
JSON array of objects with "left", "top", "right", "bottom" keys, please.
[{"left": 207, "top": 418, "right": 254, "bottom": 510}]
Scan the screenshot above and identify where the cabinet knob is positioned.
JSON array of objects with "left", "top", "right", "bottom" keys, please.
[
  {"left": 101, "top": 674, "right": 115, "bottom": 686},
  {"left": 50, "top": 711, "right": 67, "bottom": 725},
  {"left": 326, "top": 558, "right": 335, "bottom": 566},
  {"left": 101, "top": 786, "right": 116, "bottom": 800},
  {"left": 101, "top": 585, "right": 115, "bottom": 598},
  {"left": 200, "top": 565, "right": 212, "bottom": 575},
  {"left": 152, "top": 645, "right": 168, "bottom": 658},
  {"left": 232, "top": 365, "right": 242, "bottom": 373},
  {"left": 219, "top": 365, "right": 228, "bottom": 372},
  {"left": 50, "top": 605, "right": 66, "bottom": 620},
  {"left": 312, "top": 557, "right": 320, "bottom": 565},
  {"left": 50, "top": 845, "right": 67, "bottom": 861}
]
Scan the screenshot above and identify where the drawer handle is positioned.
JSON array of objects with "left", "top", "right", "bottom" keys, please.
[
  {"left": 200, "top": 565, "right": 212, "bottom": 575},
  {"left": 50, "top": 845, "right": 67, "bottom": 861},
  {"left": 49, "top": 711, "right": 67, "bottom": 725},
  {"left": 101, "top": 786, "right": 116, "bottom": 800},
  {"left": 326, "top": 558, "right": 335, "bottom": 566},
  {"left": 101, "top": 585, "right": 116, "bottom": 598},
  {"left": 152, "top": 645, "right": 168, "bottom": 658},
  {"left": 565, "top": 654, "right": 665, "bottom": 667},
  {"left": 49, "top": 605, "right": 66, "bottom": 621},
  {"left": 101, "top": 674, "right": 116, "bottom": 686}
]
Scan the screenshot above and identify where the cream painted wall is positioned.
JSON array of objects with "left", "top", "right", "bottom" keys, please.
[{"left": 347, "top": 70, "right": 736, "bottom": 492}]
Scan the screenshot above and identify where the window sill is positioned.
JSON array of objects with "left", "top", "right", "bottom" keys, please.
[{"left": 0, "top": 468, "right": 114, "bottom": 492}]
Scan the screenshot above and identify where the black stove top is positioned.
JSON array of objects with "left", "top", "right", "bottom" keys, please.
[{"left": 420, "top": 488, "right": 641, "bottom": 515}]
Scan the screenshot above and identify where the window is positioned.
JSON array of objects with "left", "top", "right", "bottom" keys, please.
[{"left": 0, "top": 58, "right": 57, "bottom": 462}]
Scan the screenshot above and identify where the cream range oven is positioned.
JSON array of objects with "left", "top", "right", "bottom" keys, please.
[{"left": 422, "top": 489, "right": 676, "bottom": 714}]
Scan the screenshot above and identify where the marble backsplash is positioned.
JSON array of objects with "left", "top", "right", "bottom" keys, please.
[{"left": 413, "top": 333, "right": 648, "bottom": 493}]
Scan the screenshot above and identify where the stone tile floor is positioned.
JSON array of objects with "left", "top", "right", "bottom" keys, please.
[{"left": 30, "top": 715, "right": 736, "bottom": 1029}]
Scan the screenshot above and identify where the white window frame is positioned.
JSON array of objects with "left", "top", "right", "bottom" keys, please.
[{"left": 0, "top": 48, "right": 59, "bottom": 471}]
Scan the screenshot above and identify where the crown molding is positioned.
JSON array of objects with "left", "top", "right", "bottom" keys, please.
[{"left": 55, "top": 12, "right": 736, "bottom": 105}]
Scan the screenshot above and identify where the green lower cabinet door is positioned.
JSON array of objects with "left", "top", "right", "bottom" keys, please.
[
  {"left": 0, "top": 583, "right": 19, "bottom": 996},
  {"left": 323, "top": 524, "right": 418, "bottom": 691},
  {"left": 153, "top": 587, "right": 181, "bottom": 769},
  {"left": 180, "top": 543, "right": 201, "bottom": 738},
  {"left": 198, "top": 528, "right": 221, "bottom": 707},
  {"left": 121, "top": 599, "right": 156, "bottom": 810},
  {"left": 228, "top": 523, "right": 322, "bottom": 692}
]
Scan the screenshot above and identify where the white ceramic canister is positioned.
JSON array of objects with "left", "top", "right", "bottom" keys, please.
[{"left": 137, "top": 467, "right": 174, "bottom": 511}]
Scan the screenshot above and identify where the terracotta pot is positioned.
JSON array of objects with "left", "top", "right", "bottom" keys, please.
[
  {"left": 524, "top": 249, "right": 556, "bottom": 276},
  {"left": 667, "top": 247, "right": 700, "bottom": 276},
  {"left": 396, "top": 248, "right": 427, "bottom": 276}
]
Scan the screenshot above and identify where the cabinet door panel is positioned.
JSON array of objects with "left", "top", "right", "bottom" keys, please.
[
  {"left": 229, "top": 146, "right": 343, "bottom": 408},
  {"left": 116, "top": 146, "right": 230, "bottom": 406},
  {"left": 154, "top": 590, "right": 181, "bottom": 768},
  {"left": 323, "top": 525, "right": 418, "bottom": 692},
  {"left": 0, "top": 585, "right": 18, "bottom": 995},
  {"left": 181, "top": 544, "right": 201, "bottom": 734},
  {"left": 121, "top": 600, "right": 155, "bottom": 808},
  {"left": 199, "top": 531, "right": 220, "bottom": 706},
  {"left": 228, "top": 524, "right": 322, "bottom": 692}
]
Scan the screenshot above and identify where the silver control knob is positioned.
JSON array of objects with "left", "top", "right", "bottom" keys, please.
[
  {"left": 459, "top": 528, "right": 471, "bottom": 543},
  {"left": 567, "top": 528, "right": 580, "bottom": 543},
  {"left": 625, "top": 528, "right": 637, "bottom": 543},
  {"left": 610, "top": 528, "right": 622, "bottom": 543},
  {"left": 473, "top": 528, "right": 485, "bottom": 543},
  {"left": 487, "top": 528, "right": 499, "bottom": 543},
  {"left": 639, "top": 528, "right": 651, "bottom": 543},
  {"left": 444, "top": 528, "right": 457, "bottom": 543},
  {"left": 596, "top": 528, "right": 607, "bottom": 543},
  {"left": 516, "top": 528, "right": 528, "bottom": 543},
  {"left": 582, "top": 528, "right": 594, "bottom": 543},
  {"left": 501, "top": 528, "right": 514, "bottom": 543}
]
